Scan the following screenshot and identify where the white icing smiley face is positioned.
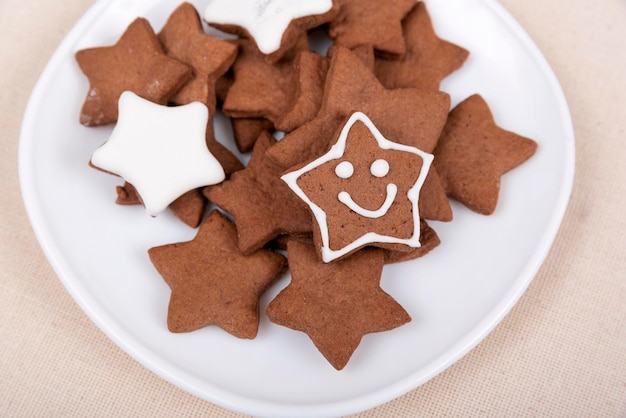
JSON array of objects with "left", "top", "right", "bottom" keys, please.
[
  {"left": 334, "top": 159, "right": 397, "bottom": 219},
  {"left": 281, "top": 112, "right": 434, "bottom": 263}
]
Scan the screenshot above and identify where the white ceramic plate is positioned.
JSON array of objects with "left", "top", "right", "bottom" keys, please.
[{"left": 19, "top": 0, "right": 575, "bottom": 416}]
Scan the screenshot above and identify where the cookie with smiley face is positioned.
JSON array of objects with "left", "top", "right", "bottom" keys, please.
[{"left": 282, "top": 112, "right": 433, "bottom": 263}]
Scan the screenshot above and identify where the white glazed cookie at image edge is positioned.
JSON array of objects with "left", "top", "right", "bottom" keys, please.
[
  {"left": 91, "top": 91, "right": 225, "bottom": 216},
  {"left": 203, "top": 0, "right": 333, "bottom": 54}
]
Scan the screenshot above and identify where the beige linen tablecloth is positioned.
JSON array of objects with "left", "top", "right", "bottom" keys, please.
[{"left": 1, "top": 0, "right": 625, "bottom": 416}]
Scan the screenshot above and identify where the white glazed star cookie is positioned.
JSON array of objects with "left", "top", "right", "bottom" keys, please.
[
  {"left": 204, "top": 0, "right": 335, "bottom": 60},
  {"left": 91, "top": 91, "right": 225, "bottom": 216}
]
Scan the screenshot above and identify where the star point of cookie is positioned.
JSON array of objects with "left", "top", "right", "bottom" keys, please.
[
  {"left": 266, "top": 239, "right": 410, "bottom": 370},
  {"left": 90, "top": 91, "right": 225, "bottom": 216},
  {"left": 375, "top": 2, "right": 470, "bottom": 91},
  {"left": 220, "top": 36, "right": 308, "bottom": 124},
  {"left": 328, "top": 0, "right": 417, "bottom": 56},
  {"left": 75, "top": 17, "right": 191, "bottom": 126},
  {"left": 434, "top": 94, "right": 538, "bottom": 215},
  {"left": 204, "top": 131, "right": 312, "bottom": 255},
  {"left": 149, "top": 211, "right": 286, "bottom": 338},
  {"left": 204, "top": 0, "right": 336, "bottom": 60},
  {"left": 158, "top": 2, "right": 238, "bottom": 108},
  {"left": 282, "top": 112, "right": 433, "bottom": 263}
]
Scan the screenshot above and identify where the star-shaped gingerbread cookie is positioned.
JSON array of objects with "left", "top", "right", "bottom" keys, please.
[
  {"left": 375, "top": 2, "right": 469, "bottom": 91},
  {"left": 149, "top": 211, "right": 286, "bottom": 338},
  {"left": 204, "top": 0, "right": 337, "bottom": 62},
  {"left": 282, "top": 112, "right": 433, "bottom": 262},
  {"left": 266, "top": 46, "right": 453, "bottom": 221},
  {"left": 434, "top": 94, "right": 538, "bottom": 215},
  {"left": 90, "top": 91, "right": 225, "bottom": 216},
  {"left": 327, "top": 0, "right": 417, "bottom": 57},
  {"left": 75, "top": 18, "right": 191, "bottom": 126},
  {"left": 204, "top": 131, "right": 312, "bottom": 255},
  {"left": 221, "top": 35, "right": 308, "bottom": 124},
  {"left": 267, "top": 46, "right": 449, "bottom": 169},
  {"left": 158, "top": 2, "right": 238, "bottom": 108},
  {"left": 266, "top": 239, "right": 411, "bottom": 370}
]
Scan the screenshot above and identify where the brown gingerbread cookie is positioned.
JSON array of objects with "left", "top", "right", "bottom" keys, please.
[
  {"left": 266, "top": 223, "right": 440, "bottom": 264},
  {"left": 115, "top": 182, "right": 141, "bottom": 205},
  {"left": 327, "top": 0, "right": 417, "bottom": 57},
  {"left": 158, "top": 2, "right": 238, "bottom": 109},
  {"left": 419, "top": 165, "right": 453, "bottom": 222},
  {"left": 148, "top": 210, "right": 286, "bottom": 338},
  {"left": 374, "top": 2, "right": 469, "bottom": 91},
  {"left": 215, "top": 66, "right": 275, "bottom": 153},
  {"left": 266, "top": 46, "right": 453, "bottom": 222},
  {"left": 282, "top": 112, "right": 433, "bottom": 262},
  {"left": 327, "top": 43, "right": 376, "bottom": 72},
  {"left": 266, "top": 46, "right": 450, "bottom": 169},
  {"left": 167, "top": 189, "right": 207, "bottom": 228},
  {"left": 230, "top": 117, "right": 274, "bottom": 153},
  {"left": 215, "top": 68, "right": 234, "bottom": 105},
  {"left": 205, "top": 134, "right": 245, "bottom": 177},
  {"left": 266, "top": 239, "right": 411, "bottom": 370},
  {"left": 266, "top": 232, "right": 312, "bottom": 252},
  {"left": 221, "top": 35, "right": 308, "bottom": 124},
  {"left": 434, "top": 94, "right": 538, "bottom": 215},
  {"left": 75, "top": 18, "right": 191, "bottom": 126},
  {"left": 204, "top": 131, "right": 312, "bottom": 255}
]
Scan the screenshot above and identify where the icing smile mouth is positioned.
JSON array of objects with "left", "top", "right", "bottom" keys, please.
[{"left": 338, "top": 183, "right": 398, "bottom": 218}]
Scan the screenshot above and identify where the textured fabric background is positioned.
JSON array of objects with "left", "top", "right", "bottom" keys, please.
[{"left": 1, "top": 0, "right": 625, "bottom": 416}]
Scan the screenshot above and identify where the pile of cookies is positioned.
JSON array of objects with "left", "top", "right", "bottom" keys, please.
[{"left": 76, "top": 0, "right": 537, "bottom": 370}]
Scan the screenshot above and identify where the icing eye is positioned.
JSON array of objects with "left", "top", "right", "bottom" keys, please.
[
  {"left": 335, "top": 161, "right": 354, "bottom": 179},
  {"left": 370, "top": 159, "right": 390, "bottom": 177}
]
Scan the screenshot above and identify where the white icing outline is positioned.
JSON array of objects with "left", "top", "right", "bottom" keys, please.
[
  {"left": 281, "top": 112, "right": 434, "bottom": 263},
  {"left": 338, "top": 183, "right": 398, "bottom": 219}
]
